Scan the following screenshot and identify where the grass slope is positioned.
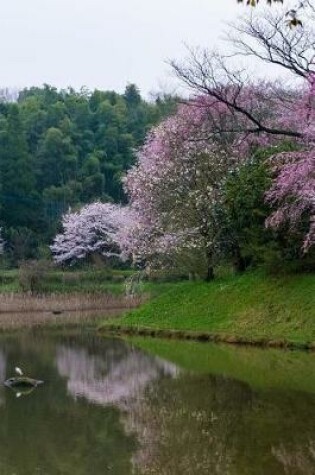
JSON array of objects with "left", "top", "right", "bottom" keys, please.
[{"left": 103, "top": 271, "right": 315, "bottom": 343}]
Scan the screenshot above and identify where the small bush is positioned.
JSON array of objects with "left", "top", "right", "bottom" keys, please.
[{"left": 18, "top": 260, "right": 53, "bottom": 294}]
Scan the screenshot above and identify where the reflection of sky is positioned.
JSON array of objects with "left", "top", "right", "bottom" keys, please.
[{"left": 56, "top": 344, "right": 179, "bottom": 407}]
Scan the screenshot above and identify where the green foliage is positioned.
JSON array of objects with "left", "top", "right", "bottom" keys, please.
[
  {"left": 0, "top": 85, "right": 178, "bottom": 262},
  {"left": 0, "top": 105, "right": 38, "bottom": 230},
  {"left": 223, "top": 145, "right": 314, "bottom": 273},
  {"left": 3, "top": 227, "right": 40, "bottom": 266}
]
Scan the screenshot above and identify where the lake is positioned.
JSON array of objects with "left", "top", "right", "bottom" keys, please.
[{"left": 0, "top": 331, "right": 315, "bottom": 474}]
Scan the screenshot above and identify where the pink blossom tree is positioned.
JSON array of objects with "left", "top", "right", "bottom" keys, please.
[
  {"left": 123, "top": 101, "right": 241, "bottom": 280},
  {"left": 263, "top": 74, "right": 315, "bottom": 251},
  {"left": 51, "top": 4, "right": 315, "bottom": 272},
  {"left": 266, "top": 151, "right": 315, "bottom": 251},
  {"left": 171, "top": 5, "right": 315, "bottom": 253}
]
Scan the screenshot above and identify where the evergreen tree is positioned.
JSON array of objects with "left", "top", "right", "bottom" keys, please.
[{"left": 0, "top": 105, "right": 38, "bottom": 229}]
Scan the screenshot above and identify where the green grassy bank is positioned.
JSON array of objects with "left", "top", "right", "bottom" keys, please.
[
  {"left": 128, "top": 337, "right": 315, "bottom": 394},
  {"left": 101, "top": 271, "right": 315, "bottom": 347}
]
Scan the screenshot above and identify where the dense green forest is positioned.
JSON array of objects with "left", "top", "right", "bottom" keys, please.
[{"left": 0, "top": 84, "right": 177, "bottom": 264}]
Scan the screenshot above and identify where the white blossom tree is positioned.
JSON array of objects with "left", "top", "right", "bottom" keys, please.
[{"left": 50, "top": 202, "right": 131, "bottom": 265}]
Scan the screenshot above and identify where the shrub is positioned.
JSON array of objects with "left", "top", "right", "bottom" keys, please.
[{"left": 18, "top": 260, "right": 53, "bottom": 294}]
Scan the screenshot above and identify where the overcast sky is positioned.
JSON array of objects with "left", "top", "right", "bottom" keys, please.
[{"left": 0, "top": 0, "right": 278, "bottom": 96}]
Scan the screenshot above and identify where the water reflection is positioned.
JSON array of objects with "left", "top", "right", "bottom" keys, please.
[
  {"left": 0, "top": 333, "right": 315, "bottom": 474},
  {"left": 56, "top": 342, "right": 179, "bottom": 406},
  {"left": 55, "top": 337, "right": 315, "bottom": 475},
  {"left": 126, "top": 340, "right": 315, "bottom": 475},
  {"left": 0, "top": 349, "right": 6, "bottom": 406},
  {"left": 55, "top": 339, "right": 180, "bottom": 473},
  {"left": 272, "top": 442, "right": 315, "bottom": 475},
  {"left": 0, "top": 335, "right": 138, "bottom": 475}
]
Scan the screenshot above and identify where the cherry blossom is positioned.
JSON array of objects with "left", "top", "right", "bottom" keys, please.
[
  {"left": 123, "top": 101, "right": 240, "bottom": 277},
  {"left": 266, "top": 152, "right": 315, "bottom": 251},
  {"left": 50, "top": 202, "right": 131, "bottom": 265}
]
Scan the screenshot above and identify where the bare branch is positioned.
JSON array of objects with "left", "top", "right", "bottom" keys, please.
[
  {"left": 230, "top": 9, "right": 315, "bottom": 78},
  {"left": 171, "top": 49, "right": 302, "bottom": 140}
]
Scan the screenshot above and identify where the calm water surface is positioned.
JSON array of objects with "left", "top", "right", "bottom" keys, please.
[{"left": 0, "top": 332, "right": 315, "bottom": 474}]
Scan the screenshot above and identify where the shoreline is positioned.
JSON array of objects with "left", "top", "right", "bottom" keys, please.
[{"left": 100, "top": 324, "right": 315, "bottom": 351}]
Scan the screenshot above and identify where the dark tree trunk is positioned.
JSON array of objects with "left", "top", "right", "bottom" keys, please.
[
  {"left": 205, "top": 265, "right": 215, "bottom": 282},
  {"left": 233, "top": 245, "right": 246, "bottom": 273},
  {"left": 205, "top": 248, "right": 215, "bottom": 282}
]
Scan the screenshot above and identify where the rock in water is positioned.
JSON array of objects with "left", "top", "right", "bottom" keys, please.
[{"left": 4, "top": 377, "right": 44, "bottom": 388}]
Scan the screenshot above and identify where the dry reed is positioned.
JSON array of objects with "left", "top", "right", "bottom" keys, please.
[{"left": 0, "top": 293, "right": 144, "bottom": 330}]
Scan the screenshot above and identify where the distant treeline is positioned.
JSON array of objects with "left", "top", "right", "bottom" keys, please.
[{"left": 0, "top": 84, "right": 178, "bottom": 264}]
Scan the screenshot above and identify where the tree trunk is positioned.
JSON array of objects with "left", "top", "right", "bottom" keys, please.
[
  {"left": 205, "top": 249, "right": 215, "bottom": 282},
  {"left": 232, "top": 245, "right": 246, "bottom": 273},
  {"left": 205, "top": 265, "right": 215, "bottom": 282}
]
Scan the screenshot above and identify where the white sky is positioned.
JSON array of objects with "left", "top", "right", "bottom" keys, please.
[{"left": 0, "top": 0, "right": 284, "bottom": 96}]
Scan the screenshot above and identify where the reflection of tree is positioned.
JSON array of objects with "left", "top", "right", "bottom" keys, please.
[
  {"left": 55, "top": 340, "right": 180, "bottom": 473},
  {"left": 0, "top": 335, "right": 138, "bottom": 475},
  {"left": 128, "top": 374, "right": 315, "bottom": 475},
  {"left": 56, "top": 343, "right": 179, "bottom": 406},
  {"left": 54, "top": 338, "right": 315, "bottom": 475},
  {"left": 2, "top": 333, "right": 315, "bottom": 475},
  {"left": 128, "top": 374, "right": 253, "bottom": 474},
  {"left": 272, "top": 442, "right": 315, "bottom": 475}
]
